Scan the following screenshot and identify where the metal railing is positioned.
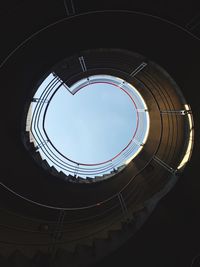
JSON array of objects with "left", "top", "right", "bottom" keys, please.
[
  {"left": 27, "top": 73, "right": 149, "bottom": 179},
  {"left": 0, "top": 68, "right": 193, "bottom": 259}
]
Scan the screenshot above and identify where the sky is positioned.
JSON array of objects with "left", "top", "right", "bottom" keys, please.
[
  {"left": 30, "top": 74, "right": 149, "bottom": 177},
  {"left": 45, "top": 81, "right": 137, "bottom": 164}
]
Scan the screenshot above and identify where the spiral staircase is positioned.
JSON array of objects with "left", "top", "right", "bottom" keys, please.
[{"left": 0, "top": 1, "right": 199, "bottom": 267}]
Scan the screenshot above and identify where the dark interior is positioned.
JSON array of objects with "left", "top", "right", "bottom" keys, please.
[{"left": 0, "top": 1, "right": 200, "bottom": 267}]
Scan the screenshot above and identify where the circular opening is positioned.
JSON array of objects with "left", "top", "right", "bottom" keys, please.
[
  {"left": 44, "top": 79, "right": 139, "bottom": 164},
  {"left": 25, "top": 74, "right": 150, "bottom": 179}
]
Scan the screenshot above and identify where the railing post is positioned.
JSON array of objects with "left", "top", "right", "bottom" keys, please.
[
  {"left": 117, "top": 193, "right": 130, "bottom": 222},
  {"left": 63, "top": 0, "right": 76, "bottom": 17},
  {"left": 74, "top": 164, "right": 79, "bottom": 178},
  {"left": 48, "top": 209, "right": 66, "bottom": 259}
]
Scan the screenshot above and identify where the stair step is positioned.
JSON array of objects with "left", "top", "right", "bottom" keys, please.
[
  {"left": 86, "top": 177, "right": 94, "bottom": 183},
  {"left": 9, "top": 250, "right": 35, "bottom": 267},
  {"left": 61, "top": 242, "right": 76, "bottom": 253},
  {"left": 32, "top": 251, "right": 52, "bottom": 267},
  {"left": 59, "top": 171, "right": 67, "bottom": 180},
  {"left": 0, "top": 254, "right": 9, "bottom": 267},
  {"left": 67, "top": 175, "right": 77, "bottom": 182},
  {"left": 28, "top": 141, "right": 37, "bottom": 152},
  {"left": 50, "top": 166, "right": 59, "bottom": 176},
  {"left": 93, "top": 238, "right": 108, "bottom": 258},
  {"left": 23, "top": 131, "right": 30, "bottom": 146},
  {"left": 76, "top": 176, "right": 86, "bottom": 183},
  {"left": 33, "top": 151, "right": 43, "bottom": 162},
  {"left": 41, "top": 159, "right": 50, "bottom": 170},
  {"left": 134, "top": 208, "right": 148, "bottom": 230},
  {"left": 78, "top": 237, "right": 93, "bottom": 248},
  {"left": 54, "top": 248, "right": 74, "bottom": 267},
  {"left": 93, "top": 229, "right": 108, "bottom": 240},
  {"left": 75, "top": 244, "right": 94, "bottom": 260},
  {"left": 23, "top": 131, "right": 36, "bottom": 149},
  {"left": 109, "top": 221, "right": 122, "bottom": 231}
]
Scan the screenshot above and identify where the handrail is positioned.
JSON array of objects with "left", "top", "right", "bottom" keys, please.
[
  {"left": 28, "top": 73, "right": 149, "bottom": 178},
  {"left": 6, "top": 69, "right": 189, "bottom": 212},
  {"left": 0, "top": 70, "right": 190, "bottom": 248}
]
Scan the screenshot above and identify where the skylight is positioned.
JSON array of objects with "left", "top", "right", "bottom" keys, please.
[{"left": 26, "top": 74, "right": 150, "bottom": 179}]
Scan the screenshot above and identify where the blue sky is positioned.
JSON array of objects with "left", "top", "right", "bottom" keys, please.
[
  {"left": 30, "top": 74, "right": 149, "bottom": 177},
  {"left": 45, "top": 81, "right": 137, "bottom": 164}
]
